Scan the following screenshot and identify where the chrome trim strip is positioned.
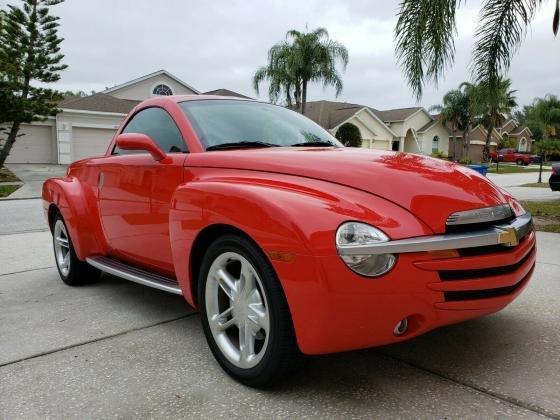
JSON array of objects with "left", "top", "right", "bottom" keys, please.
[
  {"left": 446, "top": 204, "right": 514, "bottom": 225},
  {"left": 337, "top": 213, "right": 533, "bottom": 256},
  {"left": 86, "top": 256, "right": 182, "bottom": 295}
]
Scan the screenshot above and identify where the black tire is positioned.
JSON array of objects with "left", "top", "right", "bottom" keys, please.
[
  {"left": 198, "top": 234, "right": 303, "bottom": 387},
  {"left": 516, "top": 158, "right": 524, "bottom": 166},
  {"left": 52, "top": 213, "right": 100, "bottom": 286}
]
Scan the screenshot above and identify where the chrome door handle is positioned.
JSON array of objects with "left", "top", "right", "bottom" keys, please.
[{"left": 99, "top": 172, "right": 104, "bottom": 191}]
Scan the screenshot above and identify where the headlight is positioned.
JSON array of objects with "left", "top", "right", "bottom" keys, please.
[{"left": 336, "top": 222, "right": 396, "bottom": 277}]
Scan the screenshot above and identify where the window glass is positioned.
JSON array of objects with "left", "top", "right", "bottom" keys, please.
[
  {"left": 179, "top": 100, "right": 340, "bottom": 149},
  {"left": 153, "top": 84, "right": 173, "bottom": 96},
  {"left": 431, "top": 135, "right": 439, "bottom": 153},
  {"left": 114, "top": 107, "right": 186, "bottom": 154}
]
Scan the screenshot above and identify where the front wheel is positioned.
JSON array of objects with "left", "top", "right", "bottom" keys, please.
[
  {"left": 198, "top": 235, "right": 302, "bottom": 387},
  {"left": 53, "top": 213, "right": 100, "bottom": 286},
  {"left": 516, "top": 158, "right": 524, "bottom": 166}
]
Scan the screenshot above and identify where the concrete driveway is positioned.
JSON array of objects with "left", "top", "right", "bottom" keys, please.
[
  {"left": 1, "top": 163, "right": 66, "bottom": 200},
  {"left": 0, "top": 200, "right": 559, "bottom": 418}
]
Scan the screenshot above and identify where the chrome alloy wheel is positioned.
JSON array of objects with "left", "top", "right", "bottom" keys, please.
[
  {"left": 205, "top": 252, "right": 270, "bottom": 369},
  {"left": 54, "top": 219, "right": 71, "bottom": 276}
]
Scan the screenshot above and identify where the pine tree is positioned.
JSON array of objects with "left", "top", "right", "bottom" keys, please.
[{"left": 0, "top": 0, "right": 67, "bottom": 166}]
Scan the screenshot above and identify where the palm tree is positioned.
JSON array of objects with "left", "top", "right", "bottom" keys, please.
[
  {"left": 395, "top": 0, "right": 559, "bottom": 100},
  {"left": 472, "top": 77, "right": 518, "bottom": 161},
  {"left": 430, "top": 89, "right": 468, "bottom": 161},
  {"left": 253, "top": 27, "right": 349, "bottom": 114},
  {"left": 533, "top": 94, "right": 560, "bottom": 141}
]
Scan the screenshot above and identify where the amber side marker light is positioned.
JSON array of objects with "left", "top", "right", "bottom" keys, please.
[
  {"left": 427, "top": 249, "right": 460, "bottom": 259},
  {"left": 267, "top": 251, "right": 295, "bottom": 262}
]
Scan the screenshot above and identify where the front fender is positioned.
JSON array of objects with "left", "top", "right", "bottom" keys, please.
[
  {"left": 169, "top": 175, "right": 433, "bottom": 353},
  {"left": 42, "top": 176, "right": 104, "bottom": 260}
]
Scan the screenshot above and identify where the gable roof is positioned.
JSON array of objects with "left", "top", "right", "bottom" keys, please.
[
  {"left": 372, "top": 107, "right": 423, "bottom": 122},
  {"left": 303, "top": 100, "right": 397, "bottom": 137},
  {"left": 59, "top": 93, "right": 140, "bottom": 114},
  {"left": 103, "top": 69, "right": 200, "bottom": 95},
  {"left": 203, "top": 88, "right": 252, "bottom": 99}
]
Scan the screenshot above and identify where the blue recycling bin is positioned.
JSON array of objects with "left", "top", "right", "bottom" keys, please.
[{"left": 465, "top": 164, "right": 489, "bottom": 177}]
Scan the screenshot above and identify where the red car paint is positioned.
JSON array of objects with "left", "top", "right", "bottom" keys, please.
[{"left": 42, "top": 96, "right": 536, "bottom": 355}]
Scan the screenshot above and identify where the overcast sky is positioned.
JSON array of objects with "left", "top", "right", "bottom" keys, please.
[{"left": 2, "top": 0, "right": 559, "bottom": 110}]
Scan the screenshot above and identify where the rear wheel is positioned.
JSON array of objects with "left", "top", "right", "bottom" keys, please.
[
  {"left": 198, "top": 235, "right": 302, "bottom": 387},
  {"left": 516, "top": 158, "right": 524, "bottom": 165},
  {"left": 53, "top": 213, "right": 100, "bottom": 286}
]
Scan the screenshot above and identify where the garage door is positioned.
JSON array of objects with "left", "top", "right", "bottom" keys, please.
[
  {"left": 6, "top": 124, "right": 54, "bottom": 163},
  {"left": 72, "top": 127, "right": 116, "bottom": 161}
]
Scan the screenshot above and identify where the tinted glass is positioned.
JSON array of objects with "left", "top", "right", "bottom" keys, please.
[
  {"left": 115, "top": 107, "right": 186, "bottom": 154},
  {"left": 179, "top": 100, "right": 340, "bottom": 149}
]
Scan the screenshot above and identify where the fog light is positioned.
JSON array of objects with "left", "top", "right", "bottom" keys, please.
[{"left": 393, "top": 318, "right": 408, "bottom": 336}]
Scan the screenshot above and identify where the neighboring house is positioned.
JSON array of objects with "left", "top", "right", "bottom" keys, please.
[
  {"left": 445, "top": 118, "right": 533, "bottom": 162},
  {"left": 303, "top": 101, "right": 451, "bottom": 155},
  {"left": 4, "top": 70, "right": 253, "bottom": 164},
  {"left": 202, "top": 88, "right": 252, "bottom": 99}
]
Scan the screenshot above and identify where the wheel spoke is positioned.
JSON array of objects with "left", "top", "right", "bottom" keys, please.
[
  {"left": 248, "top": 301, "right": 269, "bottom": 332},
  {"left": 61, "top": 252, "right": 70, "bottom": 270},
  {"left": 239, "top": 320, "right": 255, "bottom": 365},
  {"left": 216, "top": 269, "right": 237, "bottom": 300},
  {"left": 240, "top": 262, "right": 256, "bottom": 297},
  {"left": 55, "top": 236, "right": 69, "bottom": 249},
  {"left": 212, "top": 306, "right": 237, "bottom": 331}
]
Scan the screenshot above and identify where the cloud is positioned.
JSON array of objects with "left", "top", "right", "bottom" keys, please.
[{"left": 1, "top": 0, "right": 557, "bottom": 109}]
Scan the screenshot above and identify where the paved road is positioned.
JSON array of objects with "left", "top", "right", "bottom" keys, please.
[
  {"left": 487, "top": 170, "right": 559, "bottom": 201},
  {"left": 1, "top": 163, "right": 66, "bottom": 200},
  {"left": 1, "top": 227, "right": 559, "bottom": 418}
]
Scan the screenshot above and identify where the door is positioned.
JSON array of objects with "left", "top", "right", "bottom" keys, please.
[
  {"left": 6, "top": 124, "right": 54, "bottom": 163},
  {"left": 72, "top": 127, "right": 116, "bottom": 161},
  {"left": 98, "top": 107, "right": 187, "bottom": 276}
]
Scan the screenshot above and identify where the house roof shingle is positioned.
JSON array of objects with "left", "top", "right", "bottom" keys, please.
[
  {"left": 373, "top": 107, "right": 423, "bottom": 122},
  {"left": 59, "top": 93, "right": 140, "bottom": 114},
  {"left": 202, "top": 88, "right": 252, "bottom": 99},
  {"left": 303, "top": 100, "right": 367, "bottom": 129}
]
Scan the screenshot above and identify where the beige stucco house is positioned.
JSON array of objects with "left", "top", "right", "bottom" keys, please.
[
  {"left": 304, "top": 101, "right": 451, "bottom": 155},
  {"left": 5, "top": 69, "right": 202, "bottom": 164}
]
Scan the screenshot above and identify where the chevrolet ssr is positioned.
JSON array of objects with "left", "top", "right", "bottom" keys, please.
[{"left": 43, "top": 95, "right": 536, "bottom": 386}]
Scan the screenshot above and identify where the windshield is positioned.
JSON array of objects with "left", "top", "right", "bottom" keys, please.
[{"left": 179, "top": 100, "right": 341, "bottom": 150}]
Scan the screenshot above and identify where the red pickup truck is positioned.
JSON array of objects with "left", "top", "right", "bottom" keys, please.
[{"left": 490, "top": 148, "right": 532, "bottom": 165}]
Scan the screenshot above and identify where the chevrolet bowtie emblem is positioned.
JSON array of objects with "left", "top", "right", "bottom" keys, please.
[{"left": 497, "top": 227, "right": 519, "bottom": 247}]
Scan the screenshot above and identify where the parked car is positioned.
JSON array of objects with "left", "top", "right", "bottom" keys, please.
[
  {"left": 490, "top": 148, "right": 532, "bottom": 165},
  {"left": 550, "top": 164, "right": 560, "bottom": 191},
  {"left": 43, "top": 96, "right": 536, "bottom": 386}
]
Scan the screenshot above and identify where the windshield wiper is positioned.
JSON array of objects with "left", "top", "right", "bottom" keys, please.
[
  {"left": 290, "top": 141, "right": 336, "bottom": 147},
  {"left": 205, "top": 141, "right": 280, "bottom": 151}
]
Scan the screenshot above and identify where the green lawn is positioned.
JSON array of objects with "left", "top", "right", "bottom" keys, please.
[
  {"left": 486, "top": 164, "right": 545, "bottom": 174},
  {"left": 0, "top": 185, "right": 20, "bottom": 197},
  {"left": 521, "top": 200, "right": 560, "bottom": 233},
  {"left": 519, "top": 182, "right": 549, "bottom": 188}
]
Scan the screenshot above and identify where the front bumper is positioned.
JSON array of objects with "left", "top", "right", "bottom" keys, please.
[{"left": 277, "top": 213, "right": 536, "bottom": 355}]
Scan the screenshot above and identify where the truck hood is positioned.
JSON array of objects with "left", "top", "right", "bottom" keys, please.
[{"left": 186, "top": 147, "right": 507, "bottom": 233}]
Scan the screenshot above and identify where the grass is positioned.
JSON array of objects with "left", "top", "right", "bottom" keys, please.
[
  {"left": 0, "top": 185, "right": 20, "bottom": 197},
  {"left": 519, "top": 182, "right": 549, "bottom": 188},
  {"left": 486, "top": 164, "right": 544, "bottom": 174},
  {"left": 0, "top": 166, "right": 20, "bottom": 182},
  {"left": 521, "top": 200, "right": 560, "bottom": 233}
]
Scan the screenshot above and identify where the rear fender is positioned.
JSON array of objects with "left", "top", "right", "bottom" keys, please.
[{"left": 42, "top": 176, "right": 104, "bottom": 260}]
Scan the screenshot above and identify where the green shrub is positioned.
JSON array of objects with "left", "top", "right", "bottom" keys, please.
[{"left": 430, "top": 151, "right": 448, "bottom": 159}]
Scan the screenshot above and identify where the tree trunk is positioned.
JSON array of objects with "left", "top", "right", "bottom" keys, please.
[
  {"left": 294, "top": 79, "right": 302, "bottom": 112},
  {"left": 452, "top": 129, "right": 457, "bottom": 161},
  {"left": 301, "top": 79, "right": 308, "bottom": 115},
  {"left": 0, "top": 121, "right": 21, "bottom": 167},
  {"left": 463, "top": 129, "right": 470, "bottom": 161},
  {"left": 482, "top": 121, "right": 494, "bottom": 163}
]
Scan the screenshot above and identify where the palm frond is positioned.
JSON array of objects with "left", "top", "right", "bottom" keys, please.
[{"left": 395, "top": 0, "right": 459, "bottom": 100}]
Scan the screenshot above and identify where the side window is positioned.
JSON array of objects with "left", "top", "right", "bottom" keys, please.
[{"left": 114, "top": 107, "right": 187, "bottom": 154}]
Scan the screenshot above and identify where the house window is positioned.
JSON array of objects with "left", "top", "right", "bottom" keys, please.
[
  {"left": 152, "top": 84, "right": 173, "bottom": 96},
  {"left": 431, "top": 135, "right": 439, "bottom": 153},
  {"left": 519, "top": 138, "right": 527, "bottom": 152}
]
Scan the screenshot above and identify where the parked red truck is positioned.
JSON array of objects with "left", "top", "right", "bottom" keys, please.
[{"left": 490, "top": 148, "right": 532, "bottom": 165}]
